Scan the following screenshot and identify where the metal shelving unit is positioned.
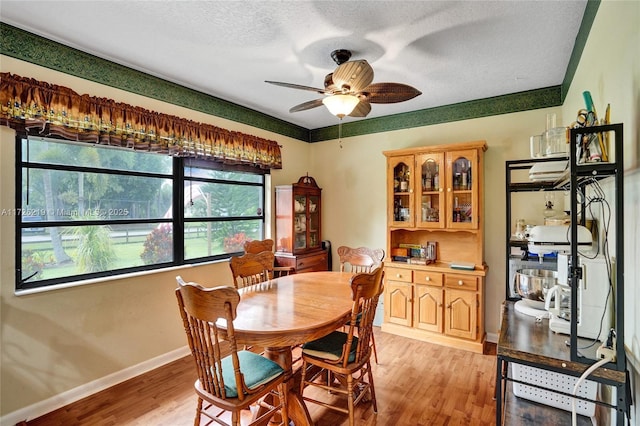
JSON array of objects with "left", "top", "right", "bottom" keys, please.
[
  {"left": 497, "top": 123, "right": 628, "bottom": 425},
  {"left": 568, "top": 123, "right": 625, "bottom": 371},
  {"left": 505, "top": 156, "right": 568, "bottom": 301}
]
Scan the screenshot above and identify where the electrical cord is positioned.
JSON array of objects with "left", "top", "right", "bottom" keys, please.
[
  {"left": 566, "top": 178, "right": 620, "bottom": 424},
  {"left": 571, "top": 354, "right": 614, "bottom": 426},
  {"left": 584, "top": 181, "right": 616, "bottom": 318},
  {"left": 569, "top": 178, "right": 615, "bottom": 348}
]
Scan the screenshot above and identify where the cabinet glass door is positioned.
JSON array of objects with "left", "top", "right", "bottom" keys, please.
[
  {"left": 294, "top": 194, "right": 307, "bottom": 250},
  {"left": 389, "top": 156, "right": 414, "bottom": 227},
  {"left": 416, "top": 153, "right": 444, "bottom": 228},
  {"left": 446, "top": 150, "right": 478, "bottom": 229},
  {"left": 307, "top": 194, "right": 320, "bottom": 249}
]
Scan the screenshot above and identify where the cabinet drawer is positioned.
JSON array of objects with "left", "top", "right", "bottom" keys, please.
[
  {"left": 385, "top": 267, "right": 412, "bottom": 283},
  {"left": 445, "top": 274, "right": 478, "bottom": 291},
  {"left": 414, "top": 270, "right": 443, "bottom": 286},
  {"left": 296, "top": 252, "right": 327, "bottom": 272}
]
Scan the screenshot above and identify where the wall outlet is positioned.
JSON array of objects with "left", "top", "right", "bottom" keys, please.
[{"left": 596, "top": 345, "right": 616, "bottom": 362}]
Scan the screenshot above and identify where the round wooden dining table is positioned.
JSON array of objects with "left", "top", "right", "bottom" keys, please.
[{"left": 228, "top": 271, "right": 356, "bottom": 425}]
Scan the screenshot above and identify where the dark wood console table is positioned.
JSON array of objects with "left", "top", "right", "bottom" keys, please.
[{"left": 496, "top": 301, "right": 628, "bottom": 425}]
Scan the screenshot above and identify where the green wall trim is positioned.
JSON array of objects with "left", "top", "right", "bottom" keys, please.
[
  {"left": 310, "top": 86, "right": 562, "bottom": 142},
  {"left": 0, "top": 22, "right": 310, "bottom": 142},
  {"left": 562, "top": 0, "right": 600, "bottom": 103},
  {"left": 1, "top": 8, "right": 595, "bottom": 144}
]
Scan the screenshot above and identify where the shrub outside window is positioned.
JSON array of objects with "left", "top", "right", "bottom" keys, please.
[{"left": 16, "top": 136, "right": 266, "bottom": 291}]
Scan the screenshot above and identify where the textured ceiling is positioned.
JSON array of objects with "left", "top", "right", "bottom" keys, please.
[{"left": 0, "top": 1, "right": 588, "bottom": 130}]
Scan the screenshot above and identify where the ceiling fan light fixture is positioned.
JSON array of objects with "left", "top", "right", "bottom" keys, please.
[{"left": 322, "top": 94, "right": 359, "bottom": 118}]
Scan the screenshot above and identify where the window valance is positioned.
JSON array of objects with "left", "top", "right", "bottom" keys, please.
[{"left": 0, "top": 72, "right": 282, "bottom": 169}]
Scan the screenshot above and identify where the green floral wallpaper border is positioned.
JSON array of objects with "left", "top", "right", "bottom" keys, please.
[
  {"left": 310, "top": 86, "right": 562, "bottom": 142},
  {"left": 0, "top": 2, "right": 597, "bottom": 143},
  {"left": 0, "top": 22, "right": 309, "bottom": 141},
  {"left": 562, "top": 0, "right": 600, "bottom": 103}
]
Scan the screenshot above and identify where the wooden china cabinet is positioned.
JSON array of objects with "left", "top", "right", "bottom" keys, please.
[
  {"left": 274, "top": 175, "right": 328, "bottom": 273},
  {"left": 382, "top": 141, "right": 488, "bottom": 353}
]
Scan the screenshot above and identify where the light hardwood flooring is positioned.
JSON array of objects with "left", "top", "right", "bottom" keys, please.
[{"left": 22, "top": 330, "right": 498, "bottom": 426}]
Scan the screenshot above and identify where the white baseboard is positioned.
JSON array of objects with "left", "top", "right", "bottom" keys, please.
[
  {"left": 1, "top": 346, "right": 190, "bottom": 426},
  {"left": 486, "top": 332, "right": 498, "bottom": 344}
]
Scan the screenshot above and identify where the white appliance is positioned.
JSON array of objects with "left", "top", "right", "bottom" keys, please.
[
  {"left": 528, "top": 160, "right": 568, "bottom": 182},
  {"left": 545, "top": 254, "right": 614, "bottom": 341},
  {"left": 527, "top": 225, "right": 592, "bottom": 258},
  {"left": 527, "top": 225, "right": 613, "bottom": 341}
]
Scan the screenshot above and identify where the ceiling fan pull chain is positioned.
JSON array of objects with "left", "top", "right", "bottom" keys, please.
[{"left": 339, "top": 120, "right": 343, "bottom": 149}]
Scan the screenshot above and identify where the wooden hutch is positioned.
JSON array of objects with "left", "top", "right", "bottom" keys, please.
[
  {"left": 274, "top": 175, "right": 329, "bottom": 273},
  {"left": 382, "top": 141, "right": 488, "bottom": 353}
]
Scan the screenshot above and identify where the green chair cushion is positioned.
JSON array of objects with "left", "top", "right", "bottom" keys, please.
[
  {"left": 220, "top": 350, "right": 284, "bottom": 398},
  {"left": 302, "top": 331, "right": 358, "bottom": 363}
]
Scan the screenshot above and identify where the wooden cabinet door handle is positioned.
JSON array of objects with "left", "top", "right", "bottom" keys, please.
[
  {"left": 458, "top": 280, "right": 464, "bottom": 286},
  {"left": 425, "top": 276, "right": 431, "bottom": 281},
  {"left": 396, "top": 273, "right": 402, "bottom": 278}
]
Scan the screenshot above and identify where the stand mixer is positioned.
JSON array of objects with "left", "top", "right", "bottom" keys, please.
[
  {"left": 526, "top": 225, "right": 593, "bottom": 261},
  {"left": 512, "top": 225, "right": 591, "bottom": 318}
]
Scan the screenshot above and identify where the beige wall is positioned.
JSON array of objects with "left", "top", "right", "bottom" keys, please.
[
  {"left": 0, "top": 58, "right": 309, "bottom": 417},
  {"left": 1, "top": 0, "right": 638, "bottom": 422},
  {"left": 560, "top": 1, "right": 639, "bottom": 423},
  {"left": 561, "top": 0, "right": 639, "bottom": 354},
  {"left": 311, "top": 1, "right": 639, "bottom": 423},
  {"left": 310, "top": 107, "right": 562, "bottom": 334}
]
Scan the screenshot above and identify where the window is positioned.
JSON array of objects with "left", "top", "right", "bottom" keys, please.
[
  {"left": 182, "top": 160, "right": 265, "bottom": 261},
  {"left": 15, "top": 136, "right": 266, "bottom": 291}
]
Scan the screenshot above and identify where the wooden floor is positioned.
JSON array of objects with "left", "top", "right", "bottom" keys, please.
[{"left": 23, "top": 330, "right": 498, "bottom": 426}]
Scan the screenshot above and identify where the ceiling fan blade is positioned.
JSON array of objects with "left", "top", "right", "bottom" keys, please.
[
  {"left": 361, "top": 83, "right": 422, "bottom": 104},
  {"left": 323, "top": 73, "right": 337, "bottom": 92},
  {"left": 265, "top": 80, "right": 327, "bottom": 94},
  {"left": 331, "top": 60, "right": 374, "bottom": 93},
  {"left": 289, "top": 98, "right": 324, "bottom": 113},
  {"left": 348, "top": 100, "right": 372, "bottom": 117}
]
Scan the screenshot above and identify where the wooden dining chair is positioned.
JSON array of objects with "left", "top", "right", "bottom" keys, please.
[
  {"left": 243, "top": 238, "right": 275, "bottom": 255},
  {"left": 337, "top": 246, "right": 385, "bottom": 273},
  {"left": 175, "top": 276, "right": 288, "bottom": 426},
  {"left": 299, "top": 265, "right": 384, "bottom": 426},
  {"left": 229, "top": 251, "right": 276, "bottom": 289},
  {"left": 243, "top": 239, "right": 294, "bottom": 278},
  {"left": 337, "top": 245, "right": 385, "bottom": 363},
  {"left": 241, "top": 240, "right": 299, "bottom": 363}
]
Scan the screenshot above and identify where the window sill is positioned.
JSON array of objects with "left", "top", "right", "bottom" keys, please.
[{"left": 14, "top": 258, "right": 229, "bottom": 296}]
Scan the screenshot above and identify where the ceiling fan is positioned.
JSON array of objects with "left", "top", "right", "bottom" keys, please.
[{"left": 266, "top": 49, "right": 422, "bottom": 119}]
